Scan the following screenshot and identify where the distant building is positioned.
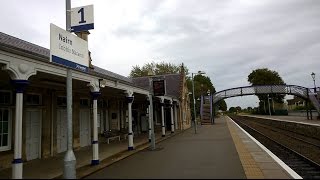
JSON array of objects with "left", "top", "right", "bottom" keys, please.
[
  {"left": 286, "top": 96, "right": 305, "bottom": 110},
  {"left": 132, "top": 70, "right": 192, "bottom": 130}
]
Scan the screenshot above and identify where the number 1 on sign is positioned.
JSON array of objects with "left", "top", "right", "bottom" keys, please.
[{"left": 78, "top": 8, "right": 86, "bottom": 24}]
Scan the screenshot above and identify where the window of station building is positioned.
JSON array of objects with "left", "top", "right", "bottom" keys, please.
[
  {"left": 98, "top": 99, "right": 107, "bottom": 108},
  {"left": 0, "top": 91, "right": 11, "bottom": 105},
  {"left": 0, "top": 109, "right": 11, "bottom": 151},
  {"left": 57, "top": 96, "right": 67, "bottom": 106},
  {"left": 26, "top": 94, "right": 42, "bottom": 105},
  {"left": 80, "top": 98, "right": 89, "bottom": 107}
]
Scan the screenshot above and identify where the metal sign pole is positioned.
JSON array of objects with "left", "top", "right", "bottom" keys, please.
[{"left": 64, "top": 0, "right": 76, "bottom": 178}]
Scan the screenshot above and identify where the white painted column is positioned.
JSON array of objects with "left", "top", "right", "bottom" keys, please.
[
  {"left": 91, "top": 92, "right": 100, "bottom": 165},
  {"left": 170, "top": 100, "right": 175, "bottom": 133},
  {"left": 126, "top": 90, "right": 134, "bottom": 150},
  {"left": 160, "top": 97, "right": 166, "bottom": 137},
  {"left": 12, "top": 80, "right": 29, "bottom": 179},
  {"left": 174, "top": 102, "right": 178, "bottom": 130}
]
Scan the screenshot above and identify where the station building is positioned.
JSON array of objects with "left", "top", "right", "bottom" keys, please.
[{"left": 0, "top": 32, "right": 192, "bottom": 172}]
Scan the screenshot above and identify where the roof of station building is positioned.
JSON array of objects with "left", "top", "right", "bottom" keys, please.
[{"left": 0, "top": 31, "right": 182, "bottom": 97}]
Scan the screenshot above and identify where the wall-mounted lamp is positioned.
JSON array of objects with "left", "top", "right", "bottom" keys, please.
[{"left": 99, "top": 79, "right": 107, "bottom": 88}]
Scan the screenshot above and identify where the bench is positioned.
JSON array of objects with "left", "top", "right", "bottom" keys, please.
[
  {"left": 107, "top": 135, "right": 120, "bottom": 144},
  {"left": 103, "top": 129, "right": 133, "bottom": 144},
  {"left": 103, "top": 130, "right": 121, "bottom": 144}
]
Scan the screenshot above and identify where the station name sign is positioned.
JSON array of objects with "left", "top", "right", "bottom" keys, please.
[{"left": 50, "top": 23, "right": 89, "bottom": 72}]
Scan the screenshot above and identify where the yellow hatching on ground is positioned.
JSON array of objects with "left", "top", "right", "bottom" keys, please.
[{"left": 226, "top": 117, "right": 264, "bottom": 179}]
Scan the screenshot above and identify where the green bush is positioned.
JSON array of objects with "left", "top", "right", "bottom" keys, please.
[{"left": 294, "top": 106, "right": 306, "bottom": 110}]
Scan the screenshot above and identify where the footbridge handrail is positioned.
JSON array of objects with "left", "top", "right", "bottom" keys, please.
[{"left": 212, "top": 84, "right": 310, "bottom": 105}]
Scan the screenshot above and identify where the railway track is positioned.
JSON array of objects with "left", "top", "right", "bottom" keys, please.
[{"left": 230, "top": 115, "right": 320, "bottom": 179}]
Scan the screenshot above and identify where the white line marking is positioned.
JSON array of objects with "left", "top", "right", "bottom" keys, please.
[{"left": 242, "top": 115, "right": 320, "bottom": 127}]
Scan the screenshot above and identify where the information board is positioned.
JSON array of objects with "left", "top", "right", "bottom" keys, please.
[{"left": 153, "top": 80, "right": 166, "bottom": 96}]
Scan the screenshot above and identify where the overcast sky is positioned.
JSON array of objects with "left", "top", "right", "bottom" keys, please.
[{"left": 1, "top": 0, "right": 319, "bottom": 108}]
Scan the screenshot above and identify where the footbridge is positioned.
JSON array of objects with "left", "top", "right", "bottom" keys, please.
[{"left": 200, "top": 85, "right": 320, "bottom": 125}]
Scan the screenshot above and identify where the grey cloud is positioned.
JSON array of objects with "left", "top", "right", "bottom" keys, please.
[{"left": 2, "top": 0, "right": 320, "bottom": 109}]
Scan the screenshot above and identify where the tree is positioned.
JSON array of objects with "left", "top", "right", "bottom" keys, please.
[
  {"left": 248, "top": 68, "right": 285, "bottom": 85},
  {"left": 129, "top": 61, "right": 187, "bottom": 77},
  {"left": 186, "top": 74, "right": 227, "bottom": 118},
  {"left": 186, "top": 73, "right": 223, "bottom": 119},
  {"left": 236, "top": 106, "right": 242, "bottom": 112},
  {"left": 248, "top": 68, "right": 286, "bottom": 114},
  {"left": 218, "top": 100, "right": 227, "bottom": 111},
  {"left": 187, "top": 74, "right": 216, "bottom": 98},
  {"left": 129, "top": 61, "right": 225, "bottom": 119},
  {"left": 229, "top": 107, "right": 236, "bottom": 113}
]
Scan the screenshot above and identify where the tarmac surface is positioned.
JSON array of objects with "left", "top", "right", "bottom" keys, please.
[
  {"left": 1, "top": 115, "right": 305, "bottom": 179},
  {"left": 85, "top": 115, "right": 297, "bottom": 179},
  {"left": 85, "top": 117, "right": 247, "bottom": 179}
]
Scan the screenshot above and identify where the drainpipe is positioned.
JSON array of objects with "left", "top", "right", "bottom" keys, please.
[{"left": 51, "top": 90, "right": 54, "bottom": 156}]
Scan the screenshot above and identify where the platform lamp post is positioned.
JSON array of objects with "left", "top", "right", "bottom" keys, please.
[
  {"left": 267, "top": 94, "right": 271, "bottom": 116},
  {"left": 311, "top": 72, "right": 316, "bottom": 93},
  {"left": 192, "top": 70, "right": 206, "bottom": 134},
  {"left": 311, "top": 72, "right": 320, "bottom": 119}
]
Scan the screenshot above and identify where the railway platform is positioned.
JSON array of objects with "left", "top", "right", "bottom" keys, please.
[
  {"left": 241, "top": 114, "right": 320, "bottom": 126},
  {"left": 0, "top": 116, "right": 303, "bottom": 179},
  {"left": 225, "top": 116, "right": 300, "bottom": 179},
  {"left": 86, "top": 116, "right": 299, "bottom": 179}
]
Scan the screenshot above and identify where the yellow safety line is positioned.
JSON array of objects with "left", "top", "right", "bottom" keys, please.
[{"left": 225, "top": 116, "right": 265, "bottom": 179}]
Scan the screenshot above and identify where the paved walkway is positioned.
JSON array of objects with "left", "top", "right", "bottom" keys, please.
[
  {"left": 85, "top": 116, "right": 298, "bottom": 179},
  {"left": 85, "top": 117, "right": 246, "bottom": 179},
  {"left": 225, "top": 116, "right": 297, "bottom": 179},
  {"left": 0, "top": 115, "right": 302, "bottom": 179},
  {"left": 0, "top": 130, "right": 180, "bottom": 179}
]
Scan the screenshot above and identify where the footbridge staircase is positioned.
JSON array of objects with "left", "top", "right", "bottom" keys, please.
[
  {"left": 200, "top": 85, "right": 320, "bottom": 124},
  {"left": 200, "top": 95, "right": 213, "bottom": 125}
]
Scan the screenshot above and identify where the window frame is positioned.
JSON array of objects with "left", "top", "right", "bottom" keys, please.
[
  {"left": 80, "top": 98, "right": 90, "bottom": 108},
  {"left": 0, "top": 90, "right": 12, "bottom": 105},
  {"left": 0, "top": 108, "right": 12, "bottom": 152},
  {"left": 57, "top": 96, "right": 67, "bottom": 107},
  {"left": 25, "top": 93, "right": 42, "bottom": 106}
]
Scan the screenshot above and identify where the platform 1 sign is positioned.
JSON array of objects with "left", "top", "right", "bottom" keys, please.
[
  {"left": 71, "top": 5, "right": 94, "bottom": 32},
  {"left": 50, "top": 23, "right": 89, "bottom": 72}
]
